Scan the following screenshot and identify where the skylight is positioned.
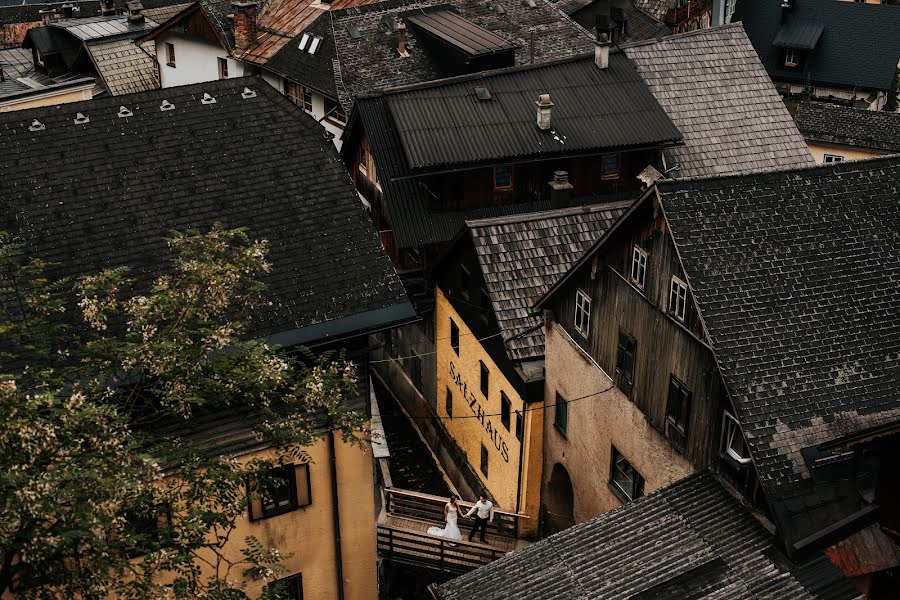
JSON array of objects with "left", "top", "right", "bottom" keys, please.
[
  {"left": 308, "top": 36, "right": 321, "bottom": 54},
  {"left": 298, "top": 33, "right": 310, "bottom": 50},
  {"left": 474, "top": 87, "right": 492, "bottom": 101},
  {"left": 348, "top": 25, "right": 361, "bottom": 39}
]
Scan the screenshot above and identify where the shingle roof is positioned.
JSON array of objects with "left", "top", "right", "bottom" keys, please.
[
  {"left": 437, "top": 472, "right": 862, "bottom": 600},
  {"left": 0, "top": 0, "right": 189, "bottom": 25},
  {"left": 623, "top": 23, "right": 815, "bottom": 178},
  {"left": 559, "top": 0, "right": 670, "bottom": 43},
  {"left": 632, "top": 0, "right": 671, "bottom": 21},
  {"left": 0, "top": 77, "right": 412, "bottom": 343},
  {"left": 367, "top": 54, "right": 682, "bottom": 172},
  {"left": 468, "top": 202, "right": 629, "bottom": 362},
  {"left": 735, "top": 0, "right": 900, "bottom": 92},
  {"left": 86, "top": 38, "right": 158, "bottom": 95},
  {"left": 795, "top": 102, "right": 900, "bottom": 155},
  {"left": 657, "top": 156, "right": 900, "bottom": 531}
]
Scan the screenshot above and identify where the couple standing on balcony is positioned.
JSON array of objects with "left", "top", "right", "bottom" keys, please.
[{"left": 427, "top": 494, "right": 494, "bottom": 544}]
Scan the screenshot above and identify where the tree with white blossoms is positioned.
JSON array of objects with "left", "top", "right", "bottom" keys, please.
[{"left": 0, "top": 224, "right": 366, "bottom": 598}]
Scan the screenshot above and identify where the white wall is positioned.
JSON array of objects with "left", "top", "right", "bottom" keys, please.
[
  {"left": 156, "top": 31, "right": 244, "bottom": 88},
  {"left": 261, "top": 70, "right": 345, "bottom": 150}
]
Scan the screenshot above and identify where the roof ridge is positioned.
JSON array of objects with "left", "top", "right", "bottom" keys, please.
[
  {"left": 619, "top": 21, "right": 744, "bottom": 50},
  {"left": 466, "top": 199, "right": 633, "bottom": 229}
]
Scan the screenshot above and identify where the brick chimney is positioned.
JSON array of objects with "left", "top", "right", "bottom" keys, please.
[
  {"left": 126, "top": 0, "right": 144, "bottom": 23},
  {"left": 535, "top": 93, "right": 554, "bottom": 130},
  {"left": 594, "top": 31, "right": 610, "bottom": 70},
  {"left": 397, "top": 21, "right": 410, "bottom": 57},
  {"left": 231, "top": 1, "right": 258, "bottom": 51},
  {"left": 549, "top": 171, "right": 574, "bottom": 208}
]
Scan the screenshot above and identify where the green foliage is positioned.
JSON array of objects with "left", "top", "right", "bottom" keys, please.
[{"left": 0, "top": 224, "right": 366, "bottom": 597}]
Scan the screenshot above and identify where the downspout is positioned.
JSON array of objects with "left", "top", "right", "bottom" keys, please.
[{"left": 328, "top": 429, "right": 345, "bottom": 600}]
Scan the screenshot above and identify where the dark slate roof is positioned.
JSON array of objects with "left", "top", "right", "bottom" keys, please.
[
  {"left": 558, "top": 0, "right": 671, "bottom": 43},
  {"left": 329, "top": 0, "right": 595, "bottom": 110},
  {"left": 363, "top": 54, "right": 682, "bottom": 172},
  {"left": 0, "top": 77, "right": 413, "bottom": 344},
  {"left": 657, "top": 156, "right": 900, "bottom": 529},
  {"left": 437, "top": 473, "right": 862, "bottom": 600},
  {"left": 0, "top": 0, "right": 188, "bottom": 24},
  {"left": 795, "top": 102, "right": 900, "bottom": 155},
  {"left": 735, "top": 0, "right": 900, "bottom": 91},
  {"left": 85, "top": 37, "right": 159, "bottom": 95},
  {"left": 264, "top": 11, "right": 337, "bottom": 98},
  {"left": 467, "top": 202, "right": 629, "bottom": 362},
  {"left": 771, "top": 19, "right": 823, "bottom": 51},
  {"left": 623, "top": 24, "right": 814, "bottom": 178}
]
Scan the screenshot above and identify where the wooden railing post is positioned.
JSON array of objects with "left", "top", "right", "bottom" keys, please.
[
  {"left": 388, "top": 527, "right": 394, "bottom": 555},
  {"left": 439, "top": 540, "right": 445, "bottom": 573}
]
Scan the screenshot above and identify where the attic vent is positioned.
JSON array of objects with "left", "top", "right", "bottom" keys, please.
[
  {"left": 201, "top": 92, "right": 216, "bottom": 104},
  {"left": 241, "top": 87, "right": 257, "bottom": 99},
  {"left": 348, "top": 24, "right": 361, "bottom": 39},
  {"left": 73, "top": 112, "right": 89, "bottom": 124},
  {"left": 524, "top": 0, "right": 536, "bottom": 7},
  {"left": 298, "top": 33, "right": 310, "bottom": 50},
  {"left": 474, "top": 86, "right": 491, "bottom": 100},
  {"left": 118, "top": 106, "right": 133, "bottom": 118},
  {"left": 492, "top": 3, "right": 505, "bottom": 14},
  {"left": 28, "top": 119, "right": 45, "bottom": 131},
  {"left": 308, "top": 36, "right": 321, "bottom": 54},
  {"left": 160, "top": 99, "right": 175, "bottom": 111}
]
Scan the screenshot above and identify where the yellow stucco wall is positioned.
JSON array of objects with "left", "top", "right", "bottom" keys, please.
[
  {"left": 542, "top": 321, "right": 695, "bottom": 522},
  {"left": 807, "top": 141, "right": 889, "bottom": 163},
  {"left": 435, "top": 286, "right": 538, "bottom": 522},
  {"left": 0, "top": 88, "right": 93, "bottom": 113},
  {"left": 160, "top": 431, "right": 376, "bottom": 599}
]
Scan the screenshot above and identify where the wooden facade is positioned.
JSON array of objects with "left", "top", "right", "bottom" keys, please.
[{"left": 543, "top": 194, "right": 767, "bottom": 511}]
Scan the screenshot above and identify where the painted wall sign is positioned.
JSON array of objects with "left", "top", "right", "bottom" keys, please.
[{"left": 449, "top": 360, "right": 510, "bottom": 463}]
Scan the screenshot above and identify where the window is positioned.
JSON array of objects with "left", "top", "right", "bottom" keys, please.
[
  {"left": 785, "top": 48, "right": 798, "bottom": 67},
  {"left": 669, "top": 276, "right": 688, "bottom": 321},
  {"left": 248, "top": 463, "right": 311, "bottom": 520},
  {"left": 574, "top": 289, "right": 591, "bottom": 337},
  {"left": 631, "top": 246, "right": 647, "bottom": 289},
  {"left": 269, "top": 573, "right": 303, "bottom": 600},
  {"left": 449, "top": 318, "right": 460, "bottom": 355},
  {"left": 666, "top": 376, "right": 692, "bottom": 447},
  {"left": 515, "top": 410, "right": 523, "bottom": 441},
  {"left": 493, "top": 165, "right": 512, "bottom": 190},
  {"left": 325, "top": 97, "right": 346, "bottom": 124},
  {"left": 480, "top": 287, "right": 490, "bottom": 322},
  {"left": 480, "top": 444, "right": 489, "bottom": 476},
  {"left": 824, "top": 154, "right": 844, "bottom": 163},
  {"left": 500, "top": 392, "right": 511, "bottom": 431},
  {"left": 445, "top": 387, "right": 453, "bottom": 418},
  {"left": 721, "top": 411, "right": 752, "bottom": 465},
  {"left": 165, "top": 42, "right": 175, "bottom": 67},
  {"left": 480, "top": 361, "right": 489, "bottom": 397},
  {"left": 615, "top": 331, "right": 636, "bottom": 397},
  {"left": 601, "top": 153, "right": 619, "bottom": 179},
  {"left": 554, "top": 392, "right": 568, "bottom": 436},
  {"left": 610, "top": 447, "right": 644, "bottom": 502},
  {"left": 217, "top": 57, "right": 228, "bottom": 79},
  {"left": 123, "top": 504, "right": 172, "bottom": 556},
  {"left": 357, "top": 144, "right": 369, "bottom": 178},
  {"left": 459, "top": 265, "right": 471, "bottom": 300},
  {"left": 285, "top": 81, "right": 313, "bottom": 112}
]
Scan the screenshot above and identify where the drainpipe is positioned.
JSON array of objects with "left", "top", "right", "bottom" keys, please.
[{"left": 328, "top": 429, "right": 345, "bottom": 600}]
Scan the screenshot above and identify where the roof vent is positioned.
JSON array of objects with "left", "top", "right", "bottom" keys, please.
[
  {"left": 397, "top": 21, "right": 410, "bottom": 57},
  {"left": 201, "top": 92, "right": 216, "bottom": 104},
  {"left": 73, "top": 112, "right": 90, "bottom": 124},
  {"left": 118, "top": 106, "right": 133, "bottom": 118},
  {"left": 160, "top": 99, "right": 175, "bottom": 111},
  {"left": 348, "top": 25, "right": 361, "bottom": 39},
  {"left": 241, "top": 87, "right": 257, "bottom": 99},
  {"left": 28, "top": 119, "right": 45, "bottom": 131},
  {"left": 535, "top": 93, "right": 553, "bottom": 130},
  {"left": 474, "top": 86, "right": 491, "bottom": 101}
]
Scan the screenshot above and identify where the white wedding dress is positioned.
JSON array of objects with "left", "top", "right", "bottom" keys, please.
[{"left": 427, "top": 504, "right": 462, "bottom": 541}]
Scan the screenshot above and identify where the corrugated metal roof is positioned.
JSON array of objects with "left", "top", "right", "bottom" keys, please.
[
  {"left": 379, "top": 53, "right": 682, "bottom": 172},
  {"left": 52, "top": 14, "right": 158, "bottom": 40},
  {"left": 405, "top": 10, "right": 517, "bottom": 56},
  {"left": 773, "top": 19, "right": 824, "bottom": 50}
]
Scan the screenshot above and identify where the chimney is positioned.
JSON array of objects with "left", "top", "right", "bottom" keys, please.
[
  {"left": 594, "top": 31, "right": 610, "bottom": 70},
  {"left": 231, "top": 1, "right": 258, "bottom": 51},
  {"left": 535, "top": 93, "right": 553, "bottom": 130},
  {"left": 61, "top": 3, "right": 74, "bottom": 18},
  {"left": 397, "top": 21, "right": 410, "bottom": 57},
  {"left": 126, "top": 0, "right": 144, "bottom": 23},
  {"left": 100, "top": 0, "right": 116, "bottom": 16},
  {"left": 780, "top": 0, "right": 793, "bottom": 22},
  {"left": 549, "top": 171, "right": 574, "bottom": 208},
  {"left": 594, "top": 2, "right": 612, "bottom": 41}
]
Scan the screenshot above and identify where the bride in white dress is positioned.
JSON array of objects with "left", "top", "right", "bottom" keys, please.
[{"left": 427, "top": 496, "right": 463, "bottom": 541}]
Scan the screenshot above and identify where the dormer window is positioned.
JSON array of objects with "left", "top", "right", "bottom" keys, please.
[
  {"left": 493, "top": 165, "right": 512, "bottom": 190},
  {"left": 574, "top": 289, "right": 591, "bottom": 337},
  {"left": 631, "top": 246, "right": 647, "bottom": 289},
  {"left": 721, "top": 411, "right": 752, "bottom": 466},
  {"left": 784, "top": 48, "right": 798, "bottom": 68},
  {"left": 669, "top": 276, "right": 687, "bottom": 321}
]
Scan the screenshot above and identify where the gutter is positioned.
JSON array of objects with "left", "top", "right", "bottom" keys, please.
[{"left": 328, "top": 429, "right": 345, "bottom": 600}]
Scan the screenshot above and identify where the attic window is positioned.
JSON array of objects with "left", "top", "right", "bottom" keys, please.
[
  {"left": 308, "top": 36, "right": 321, "bottom": 54},
  {"left": 474, "top": 86, "right": 491, "bottom": 100},
  {"left": 298, "top": 33, "right": 310, "bottom": 50},
  {"left": 348, "top": 24, "right": 361, "bottom": 39}
]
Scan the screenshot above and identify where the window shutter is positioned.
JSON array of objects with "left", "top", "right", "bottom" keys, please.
[
  {"left": 667, "top": 378, "right": 680, "bottom": 419},
  {"left": 247, "top": 481, "right": 263, "bottom": 521},
  {"left": 294, "top": 463, "right": 311, "bottom": 507}
]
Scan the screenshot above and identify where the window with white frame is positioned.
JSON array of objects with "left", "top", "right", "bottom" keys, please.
[
  {"left": 631, "top": 246, "right": 647, "bottom": 289},
  {"left": 669, "top": 276, "right": 688, "bottom": 321},
  {"left": 785, "top": 48, "right": 798, "bottom": 67},
  {"left": 574, "top": 289, "right": 591, "bottom": 337},
  {"left": 721, "top": 411, "right": 752, "bottom": 465},
  {"left": 824, "top": 154, "right": 844, "bottom": 163}
]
